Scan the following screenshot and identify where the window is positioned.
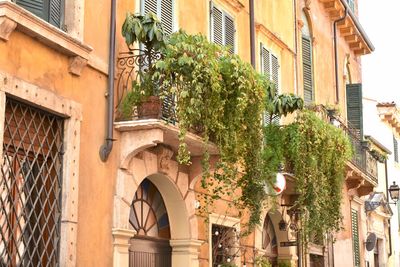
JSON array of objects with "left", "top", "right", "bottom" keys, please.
[
  {"left": 301, "top": 12, "right": 313, "bottom": 105},
  {"left": 346, "top": 83, "right": 363, "bottom": 137},
  {"left": 142, "top": 0, "right": 174, "bottom": 35},
  {"left": 211, "top": 224, "right": 238, "bottom": 266},
  {"left": 210, "top": 3, "right": 235, "bottom": 54},
  {"left": 351, "top": 209, "right": 361, "bottom": 267},
  {"left": 0, "top": 98, "right": 64, "bottom": 266},
  {"left": 394, "top": 135, "right": 399, "bottom": 163},
  {"left": 347, "top": 0, "right": 355, "bottom": 13},
  {"left": 260, "top": 43, "right": 280, "bottom": 125},
  {"left": 15, "top": 0, "right": 64, "bottom": 28}
]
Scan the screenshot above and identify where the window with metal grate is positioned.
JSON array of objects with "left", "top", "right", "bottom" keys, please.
[
  {"left": 0, "top": 98, "right": 64, "bottom": 267},
  {"left": 210, "top": 3, "right": 236, "bottom": 54},
  {"left": 351, "top": 209, "right": 361, "bottom": 267},
  {"left": 15, "top": 0, "right": 64, "bottom": 28}
]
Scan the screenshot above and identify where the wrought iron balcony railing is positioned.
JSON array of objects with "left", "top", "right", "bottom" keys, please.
[
  {"left": 322, "top": 108, "right": 378, "bottom": 184},
  {"left": 115, "top": 49, "right": 177, "bottom": 123}
]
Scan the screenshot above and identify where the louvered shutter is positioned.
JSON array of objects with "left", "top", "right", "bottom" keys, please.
[
  {"left": 351, "top": 209, "right": 361, "bottom": 267},
  {"left": 261, "top": 44, "right": 270, "bottom": 78},
  {"left": 271, "top": 55, "right": 279, "bottom": 89},
  {"left": 302, "top": 37, "right": 313, "bottom": 105},
  {"left": 271, "top": 55, "right": 280, "bottom": 125},
  {"left": 161, "top": 0, "right": 173, "bottom": 35},
  {"left": 16, "top": 0, "right": 47, "bottom": 20},
  {"left": 16, "top": 0, "right": 63, "bottom": 28},
  {"left": 49, "top": 0, "right": 63, "bottom": 27},
  {"left": 212, "top": 5, "right": 223, "bottom": 46},
  {"left": 224, "top": 14, "right": 235, "bottom": 54},
  {"left": 394, "top": 135, "right": 399, "bottom": 163},
  {"left": 144, "top": 0, "right": 158, "bottom": 15},
  {"left": 346, "top": 83, "right": 363, "bottom": 137}
]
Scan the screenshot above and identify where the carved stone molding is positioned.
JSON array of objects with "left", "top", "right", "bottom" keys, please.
[
  {"left": 220, "top": 0, "right": 245, "bottom": 12},
  {"left": 68, "top": 56, "right": 88, "bottom": 76},
  {"left": 154, "top": 145, "right": 174, "bottom": 173},
  {"left": 0, "top": 16, "right": 16, "bottom": 41}
]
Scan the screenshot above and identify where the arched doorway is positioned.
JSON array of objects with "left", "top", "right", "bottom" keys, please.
[
  {"left": 262, "top": 213, "right": 278, "bottom": 266},
  {"left": 128, "top": 178, "right": 171, "bottom": 267}
]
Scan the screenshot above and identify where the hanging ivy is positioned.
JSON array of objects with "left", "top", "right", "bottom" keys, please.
[{"left": 283, "top": 110, "right": 352, "bottom": 243}]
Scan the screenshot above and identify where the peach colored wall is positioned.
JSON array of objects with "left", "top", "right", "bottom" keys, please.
[{"left": 0, "top": 0, "right": 373, "bottom": 266}]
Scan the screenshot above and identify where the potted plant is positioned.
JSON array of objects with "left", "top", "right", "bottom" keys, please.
[{"left": 120, "top": 12, "right": 167, "bottom": 119}]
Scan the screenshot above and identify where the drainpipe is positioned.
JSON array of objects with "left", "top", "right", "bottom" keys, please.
[
  {"left": 293, "top": 0, "right": 298, "bottom": 95},
  {"left": 385, "top": 159, "right": 393, "bottom": 256},
  {"left": 249, "top": 0, "right": 255, "bottom": 67},
  {"left": 333, "top": 6, "right": 347, "bottom": 103},
  {"left": 99, "top": 0, "right": 117, "bottom": 162}
]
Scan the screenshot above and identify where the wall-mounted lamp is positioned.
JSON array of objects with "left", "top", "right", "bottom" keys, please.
[{"left": 389, "top": 181, "right": 400, "bottom": 205}]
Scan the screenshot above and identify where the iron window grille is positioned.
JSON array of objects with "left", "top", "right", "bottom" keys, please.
[{"left": 0, "top": 98, "right": 64, "bottom": 267}]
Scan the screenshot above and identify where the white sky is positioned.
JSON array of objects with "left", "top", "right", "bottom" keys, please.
[{"left": 359, "top": 0, "right": 400, "bottom": 103}]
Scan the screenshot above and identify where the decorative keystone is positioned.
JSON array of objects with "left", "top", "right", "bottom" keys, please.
[
  {"left": 68, "top": 56, "right": 88, "bottom": 76},
  {"left": 0, "top": 17, "right": 17, "bottom": 41}
]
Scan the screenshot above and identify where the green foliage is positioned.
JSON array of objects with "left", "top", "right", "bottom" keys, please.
[
  {"left": 278, "top": 260, "right": 292, "bottom": 267},
  {"left": 220, "top": 263, "right": 238, "bottom": 267},
  {"left": 155, "top": 30, "right": 278, "bottom": 228},
  {"left": 255, "top": 256, "right": 273, "bottom": 267},
  {"left": 265, "top": 93, "right": 304, "bottom": 124},
  {"left": 122, "top": 12, "right": 166, "bottom": 51},
  {"left": 283, "top": 110, "right": 352, "bottom": 244}
]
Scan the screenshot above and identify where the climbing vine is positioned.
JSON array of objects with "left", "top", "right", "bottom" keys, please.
[{"left": 283, "top": 110, "right": 352, "bottom": 243}]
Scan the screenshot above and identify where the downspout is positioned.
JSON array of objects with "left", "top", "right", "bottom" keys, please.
[
  {"left": 385, "top": 159, "right": 393, "bottom": 256},
  {"left": 99, "top": 0, "right": 117, "bottom": 162},
  {"left": 293, "top": 0, "right": 298, "bottom": 95},
  {"left": 333, "top": 6, "right": 347, "bottom": 103},
  {"left": 249, "top": 0, "right": 255, "bottom": 67}
]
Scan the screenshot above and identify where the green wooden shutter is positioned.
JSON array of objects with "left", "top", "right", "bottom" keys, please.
[
  {"left": 351, "top": 209, "right": 361, "bottom": 267},
  {"left": 161, "top": 0, "right": 173, "bottom": 35},
  {"left": 346, "top": 83, "right": 363, "bottom": 137},
  {"left": 16, "top": 0, "right": 47, "bottom": 20},
  {"left": 16, "top": 0, "right": 63, "bottom": 28},
  {"left": 394, "top": 135, "right": 399, "bottom": 163},
  {"left": 302, "top": 36, "right": 313, "bottom": 105},
  {"left": 49, "top": 0, "right": 63, "bottom": 27},
  {"left": 224, "top": 14, "right": 235, "bottom": 54}
]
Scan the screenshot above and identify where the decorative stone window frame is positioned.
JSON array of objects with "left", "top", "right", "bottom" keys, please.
[
  {"left": 0, "top": 1, "right": 93, "bottom": 76},
  {"left": 209, "top": 213, "right": 240, "bottom": 267},
  {"left": 0, "top": 71, "right": 82, "bottom": 267}
]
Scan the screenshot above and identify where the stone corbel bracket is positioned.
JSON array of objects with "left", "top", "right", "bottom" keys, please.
[{"left": 0, "top": 2, "right": 92, "bottom": 76}]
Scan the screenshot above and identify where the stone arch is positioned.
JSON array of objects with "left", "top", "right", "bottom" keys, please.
[
  {"left": 112, "top": 144, "right": 202, "bottom": 266},
  {"left": 255, "top": 207, "right": 298, "bottom": 263}
]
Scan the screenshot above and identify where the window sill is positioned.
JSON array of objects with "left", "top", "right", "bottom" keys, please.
[{"left": 0, "top": 1, "right": 93, "bottom": 76}]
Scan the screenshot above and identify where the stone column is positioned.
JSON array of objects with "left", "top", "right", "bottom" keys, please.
[
  {"left": 112, "top": 228, "right": 136, "bottom": 267},
  {"left": 170, "top": 239, "right": 203, "bottom": 267}
]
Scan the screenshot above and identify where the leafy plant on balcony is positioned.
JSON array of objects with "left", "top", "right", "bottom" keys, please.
[
  {"left": 120, "top": 12, "right": 166, "bottom": 118},
  {"left": 154, "top": 31, "right": 280, "bottom": 228}
]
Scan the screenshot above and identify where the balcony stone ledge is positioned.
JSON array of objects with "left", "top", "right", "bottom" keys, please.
[{"left": 114, "top": 119, "right": 219, "bottom": 169}]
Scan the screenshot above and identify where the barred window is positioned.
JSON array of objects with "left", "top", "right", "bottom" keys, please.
[{"left": 0, "top": 98, "right": 64, "bottom": 266}]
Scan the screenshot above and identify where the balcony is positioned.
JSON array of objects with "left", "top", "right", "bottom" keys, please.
[
  {"left": 322, "top": 108, "right": 378, "bottom": 195},
  {"left": 114, "top": 50, "right": 218, "bottom": 161}
]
